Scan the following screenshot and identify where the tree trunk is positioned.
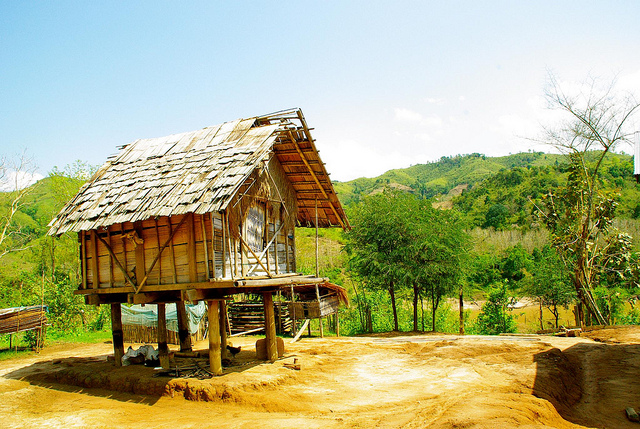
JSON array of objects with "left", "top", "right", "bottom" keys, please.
[
  {"left": 431, "top": 287, "right": 438, "bottom": 332},
  {"left": 459, "top": 286, "right": 464, "bottom": 335},
  {"left": 413, "top": 282, "right": 419, "bottom": 332},
  {"left": 389, "top": 280, "right": 398, "bottom": 331},
  {"left": 539, "top": 298, "right": 544, "bottom": 331}
]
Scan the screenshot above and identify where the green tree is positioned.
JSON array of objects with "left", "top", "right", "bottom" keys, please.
[
  {"left": 476, "top": 282, "right": 516, "bottom": 335},
  {"left": 346, "top": 191, "right": 469, "bottom": 333},
  {"left": 402, "top": 202, "right": 469, "bottom": 331},
  {"left": 536, "top": 74, "right": 640, "bottom": 326},
  {"left": 484, "top": 203, "right": 509, "bottom": 229},
  {"left": 346, "top": 191, "right": 415, "bottom": 331},
  {"left": 528, "top": 246, "right": 576, "bottom": 329}
]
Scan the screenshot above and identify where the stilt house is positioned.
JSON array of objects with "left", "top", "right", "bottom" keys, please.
[{"left": 48, "top": 108, "right": 349, "bottom": 374}]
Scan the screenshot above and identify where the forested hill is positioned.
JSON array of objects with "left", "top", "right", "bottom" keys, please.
[
  {"left": 333, "top": 152, "right": 565, "bottom": 205},
  {"left": 334, "top": 151, "right": 640, "bottom": 229}
]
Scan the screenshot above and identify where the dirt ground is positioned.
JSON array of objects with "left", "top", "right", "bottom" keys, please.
[{"left": 2, "top": 327, "right": 640, "bottom": 428}]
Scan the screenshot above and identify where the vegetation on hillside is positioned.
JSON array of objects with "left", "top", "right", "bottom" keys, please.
[{"left": 2, "top": 138, "right": 640, "bottom": 348}]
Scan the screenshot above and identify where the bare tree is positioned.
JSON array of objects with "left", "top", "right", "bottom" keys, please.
[
  {"left": 0, "top": 151, "right": 39, "bottom": 258},
  {"left": 536, "top": 73, "right": 640, "bottom": 326}
]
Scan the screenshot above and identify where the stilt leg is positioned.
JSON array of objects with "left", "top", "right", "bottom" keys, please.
[
  {"left": 111, "top": 303, "right": 124, "bottom": 367},
  {"left": 208, "top": 300, "right": 222, "bottom": 375},
  {"left": 219, "top": 300, "right": 228, "bottom": 359},
  {"left": 176, "top": 301, "right": 192, "bottom": 352},
  {"left": 263, "top": 292, "right": 278, "bottom": 362},
  {"left": 157, "top": 303, "right": 169, "bottom": 369}
]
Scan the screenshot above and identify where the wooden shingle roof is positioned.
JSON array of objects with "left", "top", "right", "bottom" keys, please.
[{"left": 48, "top": 109, "right": 349, "bottom": 235}]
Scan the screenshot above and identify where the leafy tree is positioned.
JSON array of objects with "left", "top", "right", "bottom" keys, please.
[
  {"left": 346, "top": 191, "right": 469, "bottom": 332},
  {"left": 483, "top": 203, "right": 509, "bottom": 229},
  {"left": 536, "top": 74, "right": 640, "bottom": 326},
  {"left": 528, "top": 246, "right": 576, "bottom": 328},
  {"left": 402, "top": 203, "right": 469, "bottom": 331},
  {"left": 476, "top": 282, "right": 516, "bottom": 335},
  {"left": 346, "top": 191, "right": 415, "bottom": 330},
  {"left": 500, "top": 244, "right": 533, "bottom": 285}
]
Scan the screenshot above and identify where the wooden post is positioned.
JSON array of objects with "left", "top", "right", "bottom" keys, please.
[
  {"left": 315, "top": 284, "right": 323, "bottom": 338},
  {"left": 207, "top": 300, "right": 222, "bottom": 375},
  {"left": 110, "top": 303, "right": 124, "bottom": 367},
  {"left": 277, "top": 291, "right": 282, "bottom": 334},
  {"left": 176, "top": 301, "right": 192, "bottom": 352},
  {"left": 219, "top": 300, "right": 228, "bottom": 359},
  {"left": 335, "top": 312, "right": 340, "bottom": 337},
  {"left": 157, "top": 303, "right": 170, "bottom": 369},
  {"left": 290, "top": 284, "right": 297, "bottom": 336},
  {"left": 459, "top": 285, "right": 465, "bottom": 335},
  {"left": 285, "top": 229, "right": 290, "bottom": 273},
  {"left": 263, "top": 292, "right": 278, "bottom": 362},
  {"left": 315, "top": 197, "right": 319, "bottom": 278}
]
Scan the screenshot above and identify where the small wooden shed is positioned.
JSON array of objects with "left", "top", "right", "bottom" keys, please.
[{"left": 48, "top": 108, "right": 349, "bottom": 374}]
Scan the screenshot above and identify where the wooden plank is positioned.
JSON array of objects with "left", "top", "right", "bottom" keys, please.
[
  {"left": 201, "top": 214, "right": 210, "bottom": 279},
  {"left": 134, "top": 223, "right": 146, "bottom": 291},
  {"left": 238, "top": 235, "right": 272, "bottom": 278},
  {"left": 157, "top": 303, "right": 170, "bottom": 369},
  {"left": 90, "top": 230, "right": 100, "bottom": 288},
  {"left": 75, "top": 280, "right": 236, "bottom": 295},
  {"left": 136, "top": 214, "right": 189, "bottom": 293},
  {"left": 167, "top": 217, "right": 178, "bottom": 283},
  {"left": 110, "top": 303, "right": 124, "bottom": 366},
  {"left": 93, "top": 230, "right": 136, "bottom": 290},
  {"left": 188, "top": 213, "right": 198, "bottom": 282},
  {"left": 154, "top": 218, "right": 162, "bottom": 285},
  {"left": 221, "top": 212, "right": 227, "bottom": 278},
  {"left": 262, "top": 292, "right": 278, "bottom": 362},
  {"left": 292, "top": 319, "right": 309, "bottom": 343},
  {"left": 81, "top": 231, "right": 87, "bottom": 289},
  {"left": 264, "top": 205, "right": 270, "bottom": 273},
  {"left": 208, "top": 300, "right": 222, "bottom": 375},
  {"left": 209, "top": 213, "right": 216, "bottom": 279},
  {"left": 107, "top": 228, "right": 114, "bottom": 287},
  {"left": 120, "top": 223, "right": 128, "bottom": 284}
]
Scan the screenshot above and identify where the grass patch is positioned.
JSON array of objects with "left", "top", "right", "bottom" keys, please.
[{"left": 0, "top": 328, "right": 112, "bottom": 361}]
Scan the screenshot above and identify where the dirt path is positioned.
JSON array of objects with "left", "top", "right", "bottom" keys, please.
[{"left": 2, "top": 328, "right": 640, "bottom": 428}]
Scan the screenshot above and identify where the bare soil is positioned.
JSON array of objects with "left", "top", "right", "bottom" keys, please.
[{"left": 2, "top": 326, "right": 640, "bottom": 428}]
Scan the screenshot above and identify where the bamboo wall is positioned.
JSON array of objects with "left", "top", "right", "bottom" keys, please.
[{"left": 122, "top": 320, "right": 206, "bottom": 344}]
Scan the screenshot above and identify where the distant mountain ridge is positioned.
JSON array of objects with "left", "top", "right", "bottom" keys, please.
[
  {"left": 333, "top": 152, "right": 566, "bottom": 205},
  {"left": 333, "top": 151, "right": 640, "bottom": 228}
]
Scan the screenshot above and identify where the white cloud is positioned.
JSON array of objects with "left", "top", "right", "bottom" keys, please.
[
  {"left": 0, "top": 169, "right": 43, "bottom": 192},
  {"left": 394, "top": 107, "right": 423, "bottom": 123},
  {"left": 618, "top": 68, "right": 640, "bottom": 96},
  {"left": 424, "top": 97, "right": 445, "bottom": 104},
  {"left": 321, "top": 138, "right": 414, "bottom": 181}
]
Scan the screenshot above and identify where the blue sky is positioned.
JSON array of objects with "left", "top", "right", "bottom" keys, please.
[{"left": 2, "top": 1, "right": 640, "bottom": 184}]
